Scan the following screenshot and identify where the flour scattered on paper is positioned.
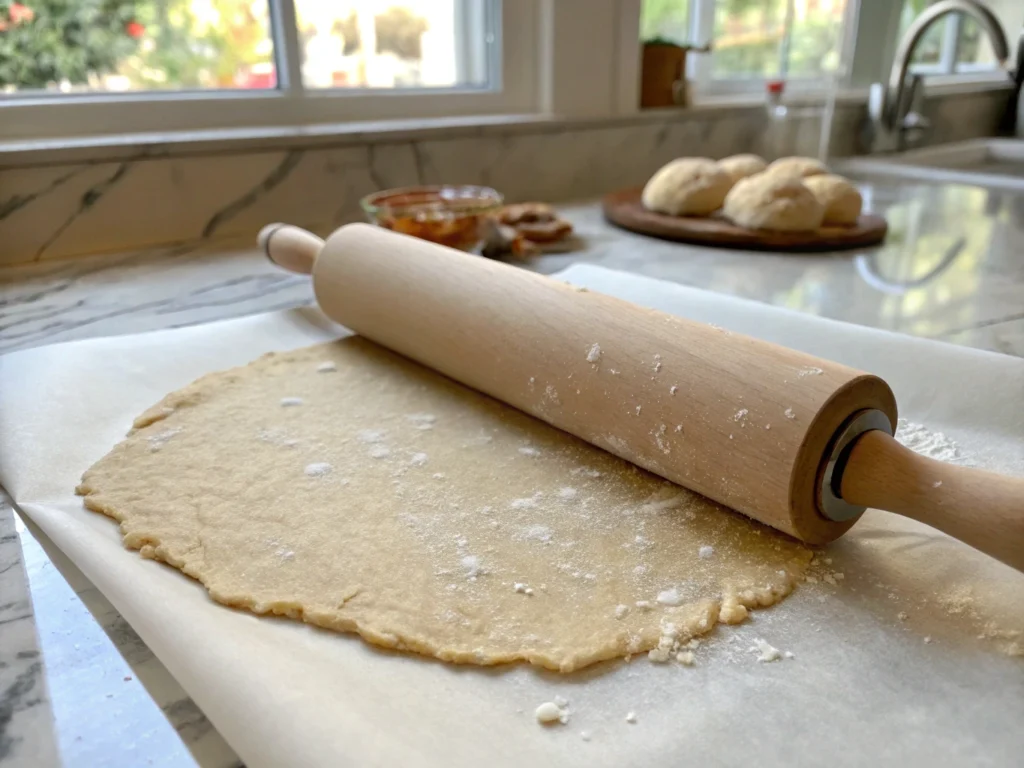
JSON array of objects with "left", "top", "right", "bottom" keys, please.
[
  {"left": 586, "top": 343, "right": 602, "bottom": 363},
  {"left": 895, "top": 419, "right": 965, "bottom": 463},
  {"left": 535, "top": 701, "right": 568, "bottom": 725},
  {"left": 750, "top": 638, "right": 790, "bottom": 662}
]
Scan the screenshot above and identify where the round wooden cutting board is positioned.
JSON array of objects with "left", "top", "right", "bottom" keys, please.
[{"left": 602, "top": 187, "right": 887, "bottom": 252}]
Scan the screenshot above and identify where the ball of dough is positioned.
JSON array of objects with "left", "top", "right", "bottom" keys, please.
[
  {"left": 765, "top": 156, "right": 828, "bottom": 180},
  {"left": 802, "top": 174, "right": 863, "bottom": 226},
  {"left": 718, "top": 154, "right": 767, "bottom": 183},
  {"left": 723, "top": 173, "right": 825, "bottom": 232},
  {"left": 641, "top": 158, "right": 734, "bottom": 216}
]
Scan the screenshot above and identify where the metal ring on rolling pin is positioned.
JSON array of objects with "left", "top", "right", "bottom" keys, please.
[
  {"left": 820, "top": 409, "right": 895, "bottom": 522},
  {"left": 259, "top": 223, "right": 287, "bottom": 263}
]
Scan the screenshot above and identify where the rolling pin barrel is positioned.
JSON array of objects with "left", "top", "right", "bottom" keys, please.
[{"left": 271, "top": 223, "right": 898, "bottom": 545}]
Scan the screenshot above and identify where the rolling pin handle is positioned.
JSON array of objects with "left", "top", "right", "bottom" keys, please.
[
  {"left": 840, "top": 429, "right": 1024, "bottom": 572},
  {"left": 259, "top": 224, "right": 324, "bottom": 275}
]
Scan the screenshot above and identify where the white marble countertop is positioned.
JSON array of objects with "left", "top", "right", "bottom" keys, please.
[{"left": 1, "top": 179, "right": 1022, "bottom": 767}]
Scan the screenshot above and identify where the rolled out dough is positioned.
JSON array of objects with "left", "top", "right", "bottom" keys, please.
[{"left": 78, "top": 338, "right": 811, "bottom": 672}]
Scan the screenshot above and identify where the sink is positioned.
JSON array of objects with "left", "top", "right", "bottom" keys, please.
[{"left": 839, "top": 139, "right": 1024, "bottom": 192}]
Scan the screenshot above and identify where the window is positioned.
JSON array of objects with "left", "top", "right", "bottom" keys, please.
[
  {"left": 1, "top": 1, "right": 277, "bottom": 94},
  {"left": 0, "top": 0, "right": 534, "bottom": 139},
  {"left": 294, "top": 0, "right": 493, "bottom": 90},
  {"left": 902, "top": 0, "right": 1024, "bottom": 76},
  {"left": 640, "top": 0, "right": 849, "bottom": 94}
]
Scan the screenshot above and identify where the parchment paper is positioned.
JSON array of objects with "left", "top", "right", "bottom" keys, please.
[{"left": 2, "top": 265, "right": 1021, "bottom": 767}]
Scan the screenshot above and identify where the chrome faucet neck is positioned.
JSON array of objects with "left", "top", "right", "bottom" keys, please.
[{"left": 866, "top": 0, "right": 1011, "bottom": 154}]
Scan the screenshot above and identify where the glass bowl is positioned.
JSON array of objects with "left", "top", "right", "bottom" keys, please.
[{"left": 360, "top": 185, "right": 503, "bottom": 251}]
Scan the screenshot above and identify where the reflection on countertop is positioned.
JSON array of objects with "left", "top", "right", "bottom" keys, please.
[{"left": 0, "top": 174, "right": 1022, "bottom": 768}]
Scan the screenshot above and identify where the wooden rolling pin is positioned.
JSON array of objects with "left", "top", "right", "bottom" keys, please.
[{"left": 259, "top": 222, "right": 1024, "bottom": 572}]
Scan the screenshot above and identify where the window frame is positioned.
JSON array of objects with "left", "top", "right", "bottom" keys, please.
[
  {"left": 680, "top": 0, "right": 853, "bottom": 97},
  {"left": 658, "top": 0, "right": 1014, "bottom": 101},
  {"left": 1, "top": 0, "right": 1017, "bottom": 146},
  {"left": 0, "top": 0, "right": 540, "bottom": 141},
  {"left": 903, "top": 2, "right": 1016, "bottom": 78}
]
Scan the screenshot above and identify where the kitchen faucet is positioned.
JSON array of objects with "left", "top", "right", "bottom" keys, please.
[{"left": 865, "top": 0, "right": 1012, "bottom": 153}]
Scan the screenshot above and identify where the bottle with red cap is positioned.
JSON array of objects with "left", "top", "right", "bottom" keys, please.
[{"left": 765, "top": 79, "right": 790, "bottom": 161}]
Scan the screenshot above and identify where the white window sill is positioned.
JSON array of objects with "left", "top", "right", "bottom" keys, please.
[{"left": 689, "top": 71, "right": 1013, "bottom": 111}]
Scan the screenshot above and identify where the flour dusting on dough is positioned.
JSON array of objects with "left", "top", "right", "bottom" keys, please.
[
  {"left": 407, "top": 413, "right": 437, "bottom": 430},
  {"left": 304, "top": 462, "right": 332, "bottom": 477},
  {"left": 147, "top": 428, "right": 181, "bottom": 452}
]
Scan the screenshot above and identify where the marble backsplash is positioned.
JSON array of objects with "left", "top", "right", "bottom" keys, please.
[{"left": 0, "top": 86, "right": 1010, "bottom": 267}]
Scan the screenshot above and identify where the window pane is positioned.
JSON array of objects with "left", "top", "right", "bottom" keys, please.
[
  {"left": 294, "top": 0, "right": 495, "bottom": 90},
  {"left": 711, "top": 0, "right": 786, "bottom": 80},
  {"left": 899, "top": 1, "right": 950, "bottom": 67},
  {"left": 709, "top": 0, "right": 848, "bottom": 81},
  {"left": 955, "top": 0, "right": 1023, "bottom": 70},
  {"left": 786, "top": 0, "right": 847, "bottom": 77},
  {"left": 639, "top": 0, "right": 691, "bottom": 45},
  {"left": 0, "top": 1, "right": 276, "bottom": 93}
]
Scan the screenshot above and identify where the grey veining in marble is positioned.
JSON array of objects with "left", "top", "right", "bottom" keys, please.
[
  {"left": 13, "top": 512, "right": 241, "bottom": 768},
  {"left": 1, "top": 172, "right": 1022, "bottom": 768},
  {"left": 0, "top": 500, "right": 59, "bottom": 768},
  {"left": 0, "top": 243, "right": 313, "bottom": 355},
  {"left": 0, "top": 88, "right": 1010, "bottom": 267}
]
